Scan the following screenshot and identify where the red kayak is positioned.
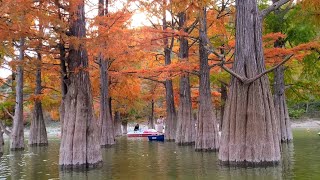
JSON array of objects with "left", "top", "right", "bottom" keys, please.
[{"left": 127, "top": 129, "right": 159, "bottom": 137}]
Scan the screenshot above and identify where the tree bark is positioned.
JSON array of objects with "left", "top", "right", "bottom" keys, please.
[
  {"left": 175, "top": 12, "right": 194, "bottom": 145},
  {"left": 99, "top": 0, "right": 115, "bottom": 147},
  {"left": 271, "top": 0, "right": 293, "bottom": 143},
  {"left": 29, "top": 52, "right": 48, "bottom": 146},
  {"left": 99, "top": 58, "right": 115, "bottom": 147},
  {"left": 148, "top": 100, "right": 155, "bottom": 129},
  {"left": 122, "top": 121, "right": 128, "bottom": 134},
  {"left": 218, "top": 0, "right": 280, "bottom": 166},
  {"left": 0, "top": 130, "right": 3, "bottom": 156},
  {"left": 195, "top": 8, "right": 219, "bottom": 151},
  {"left": 10, "top": 37, "right": 25, "bottom": 151},
  {"left": 163, "top": 4, "right": 177, "bottom": 141},
  {"left": 114, "top": 111, "right": 122, "bottom": 137},
  {"left": 59, "top": 1, "right": 102, "bottom": 169},
  {"left": 220, "top": 83, "right": 227, "bottom": 130},
  {"left": 59, "top": 43, "right": 67, "bottom": 136},
  {"left": 274, "top": 65, "right": 293, "bottom": 142},
  {"left": 29, "top": 20, "right": 48, "bottom": 146}
]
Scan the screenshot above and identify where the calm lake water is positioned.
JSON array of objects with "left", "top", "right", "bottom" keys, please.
[{"left": 1, "top": 130, "right": 320, "bottom": 180}]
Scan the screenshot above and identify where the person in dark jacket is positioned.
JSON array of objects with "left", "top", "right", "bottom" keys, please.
[{"left": 134, "top": 124, "right": 139, "bottom": 131}]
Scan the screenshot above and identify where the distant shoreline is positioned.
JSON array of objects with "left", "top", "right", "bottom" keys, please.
[{"left": 2, "top": 118, "right": 320, "bottom": 140}]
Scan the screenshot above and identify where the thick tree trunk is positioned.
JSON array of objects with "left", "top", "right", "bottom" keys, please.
[
  {"left": 218, "top": 0, "right": 280, "bottom": 166},
  {"left": 29, "top": 44, "right": 48, "bottom": 146},
  {"left": 122, "top": 121, "right": 128, "bottom": 134},
  {"left": 195, "top": 8, "right": 219, "bottom": 151},
  {"left": 59, "top": 1, "right": 102, "bottom": 169},
  {"left": 175, "top": 12, "right": 194, "bottom": 145},
  {"left": 10, "top": 38, "right": 25, "bottom": 151},
  {"left": 114, "top": 111, "right": 122, "bottom": 137},
  {"left": 274, "top": 65, "right": 293, "bottom": 142},
  {"left": 163, "top": 8, "right": 177, "bottom": 141},
  {"left": 99, "top": 58, "right": 115, "bottom": 147}
]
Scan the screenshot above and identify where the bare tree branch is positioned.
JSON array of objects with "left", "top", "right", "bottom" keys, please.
[
  {"left": 3, "top": 107, "right": 14, "bottom": 119},
  {"left": 0, "top": 121, "right": 11, "bottom": 136},
  {"left": 221, "top": 54, "right": 294, "bottom": 84},
  {"left": 260, "top": 0, "right": 293, "bottom": 19}
]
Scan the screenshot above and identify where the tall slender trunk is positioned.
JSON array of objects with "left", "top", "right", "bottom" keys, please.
[
  {"left": 274, "top": 65, "right": 293, "bottom": 142},
  {"left": 0, "top": 130, "right": 3, "bottom": 156},
  {"left": 99, "top": 0, "right": 115, "bottom": 147},
  {"left": 29, "top": 51, "right": 48, "bottom": 146},
  {"left": 175, "top": 12, "right": 194, "bottom": 145},
  {"left": 148, "top": 100, "right": 155, "bottom": 129},
  {"left": 114, "top": 111, "right": 122, "bottom": 137},
  {"left": 99, "top": 58, "right": 115, "bottom": 146},
  {"left": 59, "top": 43, "right": 67, "bottom": 136},
  {"left": 220, "top": 83, "right": 227, "bottom": 130},
  {"left": 196, "top": 8, "right": 219, "bottom": 151},
  {"left": 59, "top": 1, "right": 102, "bottom": 169},
  {"left": 122, "top": 121, "right": 128, "bottom": 134},
  {"left": 10, "top": 38, "right": 25, "bottom": 150},
  {"left": 271, "top": 0, "right": 293, "bottom": 143},
  {"left": 29, "top": 18, "right": 48, "bottom": 146},
  {"left": 163, "top": 2, "right": 177, "bottom": 141},
  {"left": 219, "top": 0, "right": 280, "bottom": 166}
]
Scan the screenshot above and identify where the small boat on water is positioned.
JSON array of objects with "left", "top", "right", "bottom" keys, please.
[
  {"left": 318, "top": 132, "right": 320, "bottom": 136},
  {"left": 127, "top": 129, "right": 159, "bottom": 137},
  {"left": 148, "top": 134, "right": 165, "bottom": 141}
]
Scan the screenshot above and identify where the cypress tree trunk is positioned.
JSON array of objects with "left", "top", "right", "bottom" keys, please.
[
  {"left": 114, "top": 111, "right": 122, "bottom": 137},
  {"left": 175, "top": 12, "right": 194, "bottom": 145},
  {"left": 0, "top": 130, "right": 3, "bottom": 156},
  {"left": 163, "top": 7, "right": 177, "bottom": 141},
  {"left": 122, "top": 121, "right": 128, "bottom": 134},
  {"left": 11, "top": 37, "right": 25, "bottom": 150},
  {"left": 220, "top": 83, "right": 227, "bottom": 130},
  {"left": 99, "top": 58, "right": 115, "bottom": 147},
  {"left": 29, "top": 19, "right": 48, "bottom": 146},
  {"left": 59, "top": 1, "right": 102, "bottom": 169},
  {"left": 99, "top": 0, "right": 115, "bottom": 147},
  {"left": 196, "top": 8, "right": 219, "bottom": 151},
  {"left": 274, "top": 65, "right": 293, "bottom": 142},
  {"left": 59, "top": 42, "right": 68, "bottom": 137},
  {"left": 148, "top": 100, "right": 155, "bottom": 129},
  {"left": 218, "top": 0, "right": 280, "bottom": 166},
  {"left": 29, "top": 52, "right": 48, "bottom": 146}
]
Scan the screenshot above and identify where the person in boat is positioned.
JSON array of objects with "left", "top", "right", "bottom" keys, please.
[{"left": 134, "top": 124, "right": 139, "bottom": 131}]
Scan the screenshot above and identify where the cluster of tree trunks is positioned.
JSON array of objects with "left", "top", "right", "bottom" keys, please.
[
  {"left": 219, "top": 0, "right": 281, "bottom": 166},
  {"left": 175, "top": 12, "right": 194, "bottom": 145},
  {"left": 195, "top": 8, "right": 219, "bottom": 151},
  {"left": 59, "top": 1, "right": 102, "bottom": 169},
  {"left": 10, "top": 38, "right": 25, "bottom": 151}
]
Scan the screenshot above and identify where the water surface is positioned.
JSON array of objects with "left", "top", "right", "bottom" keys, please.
[{"left": 1, "top": 130, "right": 320, "bottom": 180}]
